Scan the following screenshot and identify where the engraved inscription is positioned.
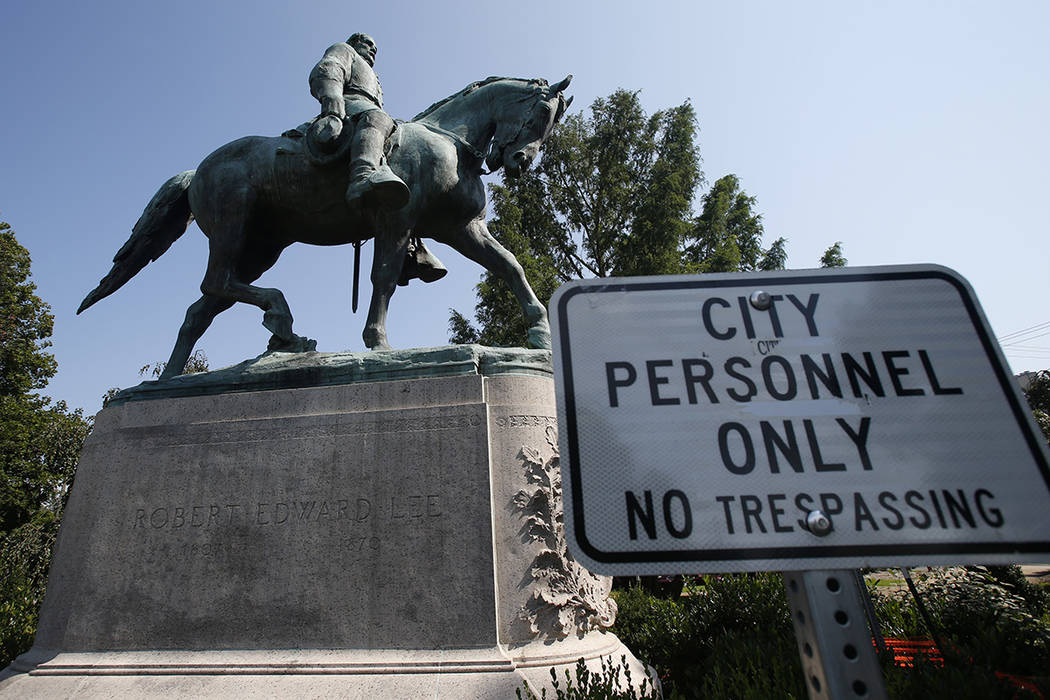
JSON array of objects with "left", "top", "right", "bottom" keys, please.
[
  {"left": 133, "top": 497, "right": 373, "bottom": 530},
  {"left": 495, "top": 414, "right": 557, "bottom": 429},
  {"left": 132, "top": 493, "right": 444, "bottom": 530},
  {"left": 341, "top": 536, "right": 382, "bottom": 552},
  {"left": 389, "top": 494, "right": 442, "bottom": 519}
]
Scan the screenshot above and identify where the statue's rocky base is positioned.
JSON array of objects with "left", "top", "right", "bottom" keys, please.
[{"left": 0, "top": 347, "right": 648, "bottom": 699}]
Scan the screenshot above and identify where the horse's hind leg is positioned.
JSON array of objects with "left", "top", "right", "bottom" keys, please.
[
  {"left": 363, "top": 227, "right": 411, "bottom": 350},
  {"left": 161, "top": 295, "right": 234, "bottom": 380},
  {"left": 198, "top": 215, "right": 303, "bottom": 348},
  {"left": 161, "top": 239, "right": 293, "bottom": 379},
  {"left": 439, "top": 218, "right": 550, "bottom": 348}
]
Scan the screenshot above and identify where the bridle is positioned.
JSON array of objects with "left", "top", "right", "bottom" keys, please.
[
  {"left": 484, "top": 91, "right": 557, "bottom": 175},
  {"left": 417, "top": 87, "right": 558, "bottom": 175}
]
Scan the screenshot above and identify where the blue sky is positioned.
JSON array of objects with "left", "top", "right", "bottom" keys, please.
[{"left": 2, "top": 0, "right": 1048, "bottom": 413}]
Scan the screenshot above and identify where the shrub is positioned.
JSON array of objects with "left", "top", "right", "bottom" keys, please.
[
  {"left": 867, "top": 566, "right": 1050, "bottom": 698},
  {"left": 0, "top": 513, "right": 60, "bottom": 667},
  {"left": 517, "top": 656, "right": 659, "bottom": 700},
  {"left": 611, "top": 573, "right": 805, "bottom": 699},
  {"left": 609, "top": 568, "right": 1049, "bottom": 698}
]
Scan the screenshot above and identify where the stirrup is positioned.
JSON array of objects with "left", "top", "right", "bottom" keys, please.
[{"left": 397, "top": 245, "right": 448, "bottom": 286}]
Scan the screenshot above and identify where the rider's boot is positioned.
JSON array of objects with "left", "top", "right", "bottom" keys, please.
[
  {"left": 413, "top": 240, "right": 448, "bottom": 282},
  {"left": 398, "top": 238, "right": 449, "bottom": 286},
  {"left": 346, "top": 110, "right": 410, "bottom": 211}
]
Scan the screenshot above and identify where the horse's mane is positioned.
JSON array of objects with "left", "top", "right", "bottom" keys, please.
[{"left": 411, "top": 76, "right": 549, "bottom": 121}]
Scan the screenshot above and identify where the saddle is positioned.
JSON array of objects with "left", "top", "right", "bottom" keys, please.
[
  {"left": 279, "top": 119, "right": 445, "bottom": 289},
  {"left": 280, "top": 116, "right": 401, "bottom": 168}
]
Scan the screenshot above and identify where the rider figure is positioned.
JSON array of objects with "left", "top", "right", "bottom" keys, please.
[
  {"left": 309, "top": 33, "right": 446, "bottom": 284},
  {"left": 310, "top": 33, "right": 406, "bottom": 210}
]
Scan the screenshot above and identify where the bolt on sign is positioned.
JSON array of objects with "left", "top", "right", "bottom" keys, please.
[{"left": 550, "top": 265, "right": 1050, "bottom": 575}]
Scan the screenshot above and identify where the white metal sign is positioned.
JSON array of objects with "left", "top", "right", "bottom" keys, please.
[{"left": 551, "top": 265, "right": 1050, "bottom": 575}]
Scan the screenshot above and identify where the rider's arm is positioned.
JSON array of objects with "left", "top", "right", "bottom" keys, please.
[{"left": 309, "top": 43, "right": 352, "bottom": 119}]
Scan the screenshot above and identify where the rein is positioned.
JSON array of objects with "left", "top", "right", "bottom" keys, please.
[{"left": 415, "top": 121, "right": 493, "bottom": 174}]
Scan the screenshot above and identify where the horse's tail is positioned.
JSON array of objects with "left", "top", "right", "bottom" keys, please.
[{"left": 77, "top": 170, "right": 196, "bottom": 314}]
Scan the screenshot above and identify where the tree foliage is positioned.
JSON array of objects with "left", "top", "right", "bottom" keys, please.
[
  {"left": 0, "top": 221, "right": 91, "bottom": 666},
  {"left": 685, "top": 174, "right": 764, "bottom": 274},
  {"left": 820, "top": 241, "right": 847, "bottom": 268},
  {"left": 0, "top": 222, "right": 57, "bottom": 398},
  {"left": 527, "top": 90, "right": 702, "bottom": 280},
  {"left": 139, "top": 349, "right": 210, "bottom": 379},
  {"left": 1023, "top": 369, "right": 1050, "bottom": 443},
  {"left": 102, "top": 351, "right": 211, "bottom": 409},
  {"left": 0, "top": 224, "right": 90, "bottom": 535},
  {"left": 758, "top": 237, "right": 788, "bottom": 271}
]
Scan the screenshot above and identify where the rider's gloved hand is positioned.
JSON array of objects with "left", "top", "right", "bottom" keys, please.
[{"left": 314, "top": 114, "right": 344, "bottom": 145}]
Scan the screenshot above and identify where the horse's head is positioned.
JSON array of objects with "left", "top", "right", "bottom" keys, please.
[{"left": 487, "top": 75, "right": 573, "bottom": 177}]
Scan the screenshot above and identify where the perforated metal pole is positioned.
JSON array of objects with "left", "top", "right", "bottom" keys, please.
[{"left": 783, "top": 570, "right": 888, "bottom": 700}]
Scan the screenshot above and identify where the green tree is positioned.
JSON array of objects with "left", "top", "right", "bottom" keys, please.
[
  {"left": 758, "top": 237, "right": 788, "bottom": 271},
  {"left": 685, "top": 174, "right": 765, "bottom": 273},
  {"left": 139, "top": 349, "right": 210, "bottom": 379},
  {"left": 535, "top": 90, "right": 702, "bottom": 279},
  {"left": 0, "top": 221, "right": 91, "bottom": 666},
  {"left": 0, "top": 223, "right": 89, "bottom": 533},
  {"left": 449, "top": 174, "right": 563, "bottom": 347},
  {"left": 820, "top": 241, "right": 847, "bottom": 268},
  {"left": 448, "top": 91, "right": 829, "bottom": 346},
  {"left": 450, "top": 91, "right": 707, "bottom": 345},
  {"left": 0, "top": 221, "right": 57, "bottom": 399},
  {"left": 1023, "top": 369, "right": 1050, "bottom": 443},
  {"left": 103, "top": 350, "right": 211, "bottom": 409}
]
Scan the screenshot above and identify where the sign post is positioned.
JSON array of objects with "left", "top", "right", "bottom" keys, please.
[
  {"left": 783, "top": 569, "right": 887, "bottom": 699},
  {"left": 549, "top": 265, "right": 1050, "bottom": 698}
]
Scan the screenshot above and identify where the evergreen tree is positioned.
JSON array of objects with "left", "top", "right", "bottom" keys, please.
[
  {"left": 820, "top": 241, "right": 847, "bottom": 268},
  {"left": 450, "top": 91, "right": 704, "bottom": 345},
  {"left": 449, "top": 174, "right": 563, "bottom": 347},
  {"left": 615, "top": 102, "right": 702, "bottom": 276},
  {"left": 685, "top": 174, "right": 764, "bottom": 273},
  {"left": 447, "top": 91, "right": 838, "bottom": 346},
  {"left": 1023, "top": 369, "right": 1050, "bottom": 443},
  {"left": 758, "top": 237, "right": 788, "bottom": 271}
]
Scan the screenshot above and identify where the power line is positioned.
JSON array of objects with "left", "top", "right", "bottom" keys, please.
[
  {"left": 1001, "top": 330, "right": 1050, "bottom": 347},
  {"left": 998, "top": 320, "right": 1050, "bottom": 342}
]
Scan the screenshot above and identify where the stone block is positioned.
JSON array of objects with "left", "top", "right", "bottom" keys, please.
[{"left": 1, "top": 348, "right": 647, "bottom": 698}]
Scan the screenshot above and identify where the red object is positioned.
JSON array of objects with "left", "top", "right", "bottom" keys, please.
[
  {"left": 874, "top": 637, "right": 944, "bottom": 668},
  {"left": 994, "top": 671, "right": 1046, "bottom": 700},
  {"left": 874, "top": 639, "right": 1046, "bottom": 699}
]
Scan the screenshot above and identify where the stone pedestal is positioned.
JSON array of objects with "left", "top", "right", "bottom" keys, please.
[{"left": 0, "top": 347, "right": 645, "bottom": 698}]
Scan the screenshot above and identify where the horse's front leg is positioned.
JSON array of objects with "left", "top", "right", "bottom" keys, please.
[
  {"left": 363, "top": 228, "right": 412, "bottom": 350},
  {"left": 440, "top": 217, "right": 550, "bottom": 349}
]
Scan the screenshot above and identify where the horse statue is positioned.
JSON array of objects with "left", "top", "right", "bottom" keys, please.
[{"left": 77, "top": 75, "right": 573, "bottom": 379}]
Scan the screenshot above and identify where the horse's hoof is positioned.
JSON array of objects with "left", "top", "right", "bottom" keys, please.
[
  {"left": 362, "top": 328, "right": 392, "bottom": 351},
  {"left": 268, "top": 334, "right": 317, "bottom": 353},
  {"left": 262, "top": 309, "right": 293, "bottom": 340},
  {"left": 527, "top": 323, "right": 552, "bottom": 350}
]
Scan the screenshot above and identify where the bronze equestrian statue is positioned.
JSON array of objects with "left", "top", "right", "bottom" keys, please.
[{"left": 77, "top": 33, "right": 572, "bottom": 379}]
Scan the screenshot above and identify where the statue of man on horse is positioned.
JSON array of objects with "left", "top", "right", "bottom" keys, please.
[{"left": 77, "top": 33, "right": 572, "bottom": 378}]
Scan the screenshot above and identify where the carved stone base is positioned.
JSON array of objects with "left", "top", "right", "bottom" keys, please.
[
  {"left": 1, "top": 637, "right": 644, "bottom": 698},
  {"left": 0, "top": 348, "right": 647, "bottom": 698}
]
